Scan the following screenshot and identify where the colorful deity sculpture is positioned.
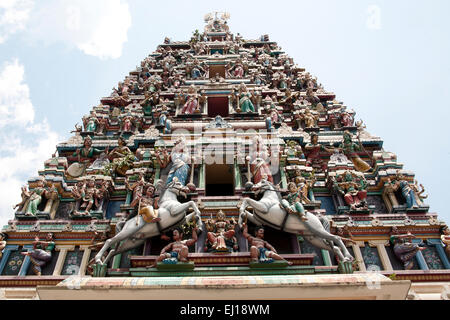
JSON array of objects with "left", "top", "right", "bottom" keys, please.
[
  {"left": 136, "top": 185, "right": 160, "bottom": 224},
  {"left": 441, "top": 226, "right": 450, "bottom": 259},
  {"left": 181, "top": 85, "right": 199, "bottom": 114},
  {"left": 166, "top": 137, "right": 191, "bottom": 186},
  {"left": 242, "top": 224, "right": 292, "bottom": 265},
  {"left": 248, "top": 135, "right": 273, "bottom": 184},
  {"left": 339, "top": 131, "right": 372, "bottom": 173},
  {"left": 21, "top": 233, "right": 55, "bottom": 275},
  {"left": 71, "top": 177, "right": 109, "bottom": 216},
  {"left": 390, "top": 227, "right": 426, "bottom": 270},
  {"left": 106, "top": 136, "right": 135, "bottom": 176},
  {"left": 237, "top": 83, "right": 255, "bottom": 113},
  {"left": 0, "top": 233, "right": 7, "bottom": 258},
  {"left": 20, "top": 179, "right": 52, "bottom": 216},
  {"left": 304, "top": 133, "right": 334, "bottom": 171},
  {"left": 281, "top": 182, "right": 308, "bottom": 221},
  {"left": 389, "top": 174, "right": 426, "bottom": 209},
  {"left": 83, "top": 112, "right": 99, "bottom": 133},
  {"left": 150, "top": 227, "right": 199, "bottom": 267},
  {"left": 332, "top": 170, "right": 368, "bottom": 211},
  {"left": 205, "top": 210, "right": 238, "bottom": 252}
]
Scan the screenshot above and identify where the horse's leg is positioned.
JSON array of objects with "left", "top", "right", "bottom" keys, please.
[
  {"left": 305, "top": 235, "right": 345, "bottom": 263},
  {"left": 242, "top": 198, "right": 270, "bottom": 214},
  {"left": 305, "top": 223, "right": 353, "bottom": 261},
  {"left": 95, "top": 217, "right": 144, "bottom": 264}
]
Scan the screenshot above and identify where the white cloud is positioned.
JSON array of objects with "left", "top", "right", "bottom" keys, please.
[
  {"left": 0, "top": 0, "right": 33, "bottom": 43},
  {"left": 29, "top": 0, "right": 132, "bottom": 59},
  {"left": 0, "top": 59, "right": 60, "bottom": 228}
]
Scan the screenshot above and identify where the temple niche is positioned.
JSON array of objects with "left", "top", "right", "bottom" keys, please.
[{"left": 0, "top": 12, "right": 449, "bottom": 301}]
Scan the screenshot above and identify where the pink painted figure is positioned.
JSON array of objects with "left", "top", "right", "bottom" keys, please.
[{"left": 181, "top": 85, "right": 199, "bottom": 114}]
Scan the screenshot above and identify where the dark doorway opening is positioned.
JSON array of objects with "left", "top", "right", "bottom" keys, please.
[
  {"left": 205, "top": 164, "right": 234, "bottom": 196},
  {"left": 208, "top": 96, "right": 229, "bottom": 118},
  {"left": 209, "top": 65, "right": 226, "bottom": 78}
]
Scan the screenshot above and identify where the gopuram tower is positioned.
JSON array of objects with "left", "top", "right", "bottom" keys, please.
[{"left": 1, "top": 13, "right": 449, "bottom": 300}]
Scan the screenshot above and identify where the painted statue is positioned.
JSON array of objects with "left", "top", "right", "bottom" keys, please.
[
  {"left": 150, "top": 227, "right": 199, "bottom": 267},
  {"left": 390, "top": 174, "right": 426, "bottom": 209},
  {"left": 299, "top": 107, "right": 319, "bottom": 128},
  {"left": 238, "top": 83, "right": 255, "bottom": 113},
  {"left": 333, "top": 170, "right": 368, "bottom": 211},
  {"left": 83, "top": 113, "right": 99, "bottom": 133},
  {"left": 390, "top": 228, "right": 425, "bottom": 270},
  {"left": 248, "top": 135, "right": 273, "bottom": 184},
  {"left": 135, "top": 185, "right": 160, "bottom": 224},
  {"left": 441, "top": 226, "right": 450, "bottom": 259},
  {"left": 339, "top": 131, "right": 372, "bottom": 173},
  {"left": 242, "top": 224, "right": 292, "bottom": 264},
  {"left": 181, "top": 85, "right": 199, "bottom": 114},
  {"left": 239, "top": 179, "right": 354, "bottom": 263},
  {"left": 21, "top": 179, "right": 50, "bottom": 216},
  {"left": 21, "top": 233, "right": 55, "bottom": 276},
  {"left": 304, "top": 133, "right": 334, "bottom": 171},
  {"left": 107, "top": 136, "right": 135, "bottom": 176},
  {"left": 0, "top": 233, "right": 7, "bottom": 259},
  {"left": 205, "top": 210, "right": 238, "bottom": 252},
  {"left": 166, "top": 137, "right": 191, "bottom": 186},
  {"left": 281, "top": 182, "right": 308, "bottom": 221}
]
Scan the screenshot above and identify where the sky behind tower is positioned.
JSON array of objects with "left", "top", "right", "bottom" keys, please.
[{"left": 0, "top": 0, "right": 449, "bottom": 227}]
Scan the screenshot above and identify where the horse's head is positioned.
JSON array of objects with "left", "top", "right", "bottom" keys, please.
[
  {"left": 166, "top": 177, "right": 190, "bottom": 198},
  {"left": 251, "top": 178, "right": 274, "bottom": 196}
]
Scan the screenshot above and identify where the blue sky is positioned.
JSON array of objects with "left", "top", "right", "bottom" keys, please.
[{"left": 0, "top": 0, "right": 449, "bottom": 227}]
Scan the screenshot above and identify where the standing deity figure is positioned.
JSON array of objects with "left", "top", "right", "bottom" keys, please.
[
  {"left": 242, "top": 224, "right": 293, "bottom": 265},
  {"left": 190, "top": 59, "right": 205, "bottom": 79},
  {"left": 158, "top": 103, "right": 172, "bottom": 134},
  {"left": 304, "top": 133, "right": 334, "bottom": 171},
  {"left": 150, "top": 227, "right": 198, "bottom": 267},
  {"left": 390, "top": 228, "right": 425, "bottom": 270},
  {"left": 233, "top": 59, "right": 245, "bottom": 78},
  {"left": 71, "top": 177, "right": 102, "bottom": 216},
  {"left": 21, "top": 233, "right": 55, "bottom": 276},
  {"left": 126, "top": 171, "right": 147, "bottom": 209},
  {"left": 120, "top": 113, "right": 134, "bottom": 132},
  {"left": 83, "top": 112, "right": 99, "bottom": 133},
  {"left": 205, "top": 210, "right": 238, "bottom": 252},
  {"left": 237, "top": 83, "right": 255, "bottom": 113},
  {"left": 166, "top": 137, "right": 191, "bottom": 186},
  {"left": 339, "top": 131, "right": 372, "bottom": 173},
  {"left": 305, "top": 88, "right": 320, "bottom": 106},
  {"left": 181, "top": 85, "right": 199, "bottom": 114},
  {"left": 333, "top": 170, "right": 368, "bottom": 211},
  {"left": 248, "top": 135, "right": 273, "bottom": 184},
  {"left": 281, "top": 182, "right": 308, "bottom": 221}
]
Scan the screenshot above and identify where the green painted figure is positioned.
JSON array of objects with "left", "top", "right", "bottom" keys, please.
[{"left": 281, "top": 182, "right": 308, "bottom": 221}]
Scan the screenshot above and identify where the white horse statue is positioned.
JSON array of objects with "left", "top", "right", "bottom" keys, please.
[
  {"left": 94, "top": 178, "right": 203, "bottom": 265},
  {"left": 238, "top": 179, "right": 353, "bottom": 262}
]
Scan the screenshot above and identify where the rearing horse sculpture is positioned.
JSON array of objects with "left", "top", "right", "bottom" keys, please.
[
  {"left": 94, "top": 178, "right": 203, "bottom": 265},
  {"left": 238, "top": 179, "right": 353, "bottom": 262}
]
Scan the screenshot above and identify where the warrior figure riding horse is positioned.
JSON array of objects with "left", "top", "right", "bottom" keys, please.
[
  {"left": 238, "top": 179, "right": 354, "bottom": 262},
  {"left": 94, "top": 178, "right": 203, "bottom": 265}
]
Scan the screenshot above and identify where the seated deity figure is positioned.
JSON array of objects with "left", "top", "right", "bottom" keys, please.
[
  {"left": 21, "top": 233, "right": 55, "bottom": 276},
  {"left": 181, "top": 85, "right": 199, "bottom": 114},
  {"left": 339, "top": 131, "right": 372, "bottom": 173},
  {"left": 299, "top": 107, "right": 319, "bottom": 128},
  {"left": 237, "top": 83, "right": 255, "bottom": 113},
  {"left": 281, "top": 182, "right": 308, "bottom": 221},
  {"left": 205, "top": 210, "right": 238, "bottom": 252},
  {"left": 150, "top": 227, "right": 199, "bottom": 267},
  {"left": 242, "top": 224, "right": 292, "bottom": 265},
  {"left": 390, "top": 227, "right": 426, "bottom": 270},
  {"left": 136, "top": 185, "right": 160, "bottom": 224},
  {"left": 248, "top": 135, "right": 273, "bottom": 184},
  {"left": 304, "top": 133, "right": 334, "bottom": 171},
  {"left": 20, "top": 179, "right": 52, "bottom": 216},
  {"left": 107, "top": 136, "right": 135, "bottom": 176},
  {"left": 334, "top": 171, "right": 368, "bottom": 210}
]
